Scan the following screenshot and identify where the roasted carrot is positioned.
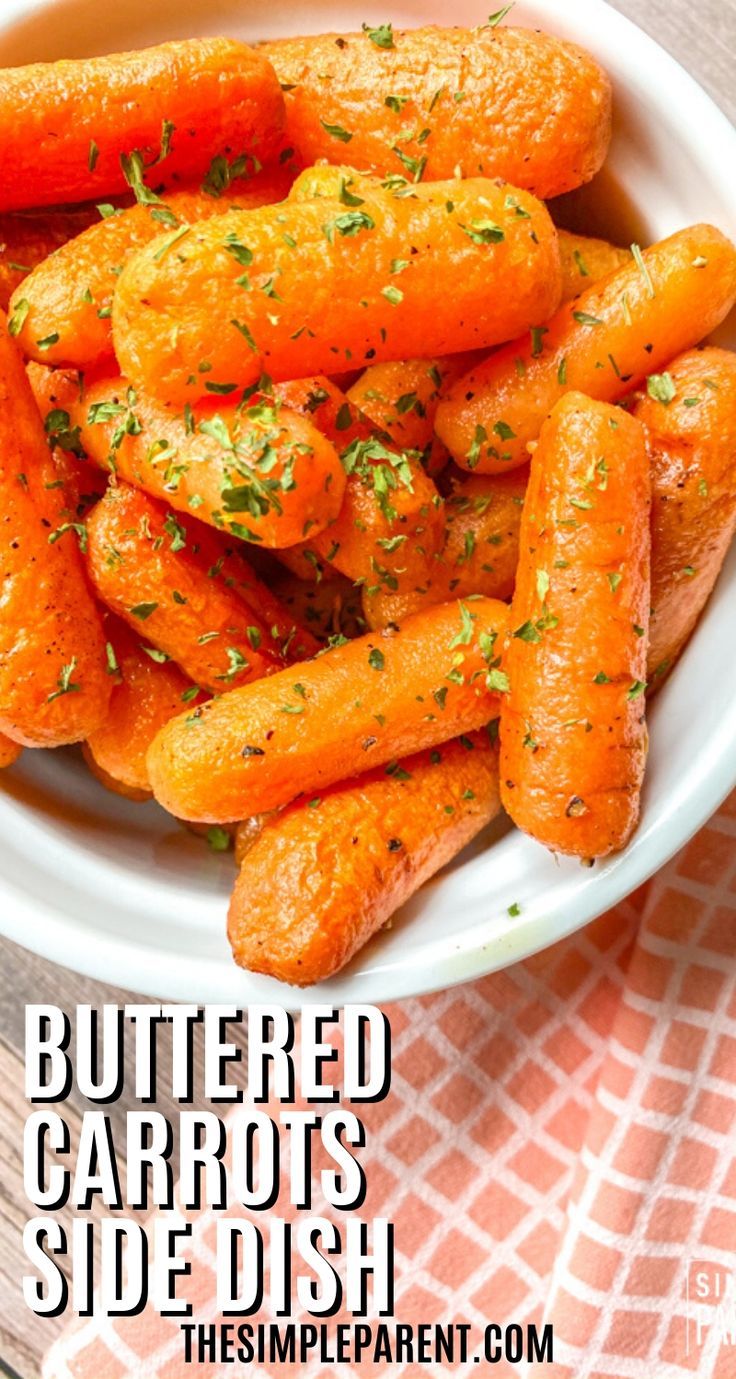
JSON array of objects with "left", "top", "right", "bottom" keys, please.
[
  {"left": 274, "top": 376, "right": 445, "bottom": 588},
  {"left": 260, "top": 24, "right": 611, "bottom": 198},
  {"left": 9, "top": 169, "right": 296, "bottom": 370},
  {"left": 632, "top": 347, "right": 736, "bottom": 685},
  {"left": 0, "top": 37, "right": 284, "bottom": 212},
  {"left": 112, "top": 176, "right": 561, "bottom": 404},
  {"left": 85, "top": 616, "right": 202, "bottom": 796},
  {"left": 228, "top": 728, "right": 500, "bottom": 985},
  {"left": 436, "top": 225, "right": 736, "bottom": 472},
  {"left": 500, "top": 393, "right": 650, "bottom": 858},
  {"left": 86, "top": 484, "right": 318, "bottom": 691},
  {"left": 27, "top": 368, "right": 346, "bottom": 549},
  {"left": 362, "top": 469, "right": 528, "bottom": 629},
  {"left": 146, "top": 596, "right": 509, "bottom": 822},
  {"left": 0, "top": 311, "right": 110, "bottom": 747},
  {"left": 0, "top": 734, "right": 22, "bottom": 769},
  {"left": 0, "top": 204, "right": 106, "bottom": 310}
]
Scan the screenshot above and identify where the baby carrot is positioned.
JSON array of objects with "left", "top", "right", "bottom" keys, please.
[
  {"left": 500, "top": 393, "right": 650, "bottom": 858},
  {"left": 340, "top": 229, "right": 627, "bottom": 480},
  {"left": 0, "top": 734, "right": 22, "bottom": 769},
  {"left": 347, "top": 353, "right": 480, "bottom": 477},
  {"left": 558, "top": 230, "right": 629, "bottom": 300},
  {"left": 261, "top": 24, "right": 611, "bottom": 198},
  {"left": 146, "top": 596, "right": 509, "bottom": 821},
  {"left": 632, "top": 347, "right": 736, "bottom": 686},
  {"left": 274, "top": 376, "right": 445, "bottom": 587},
  {"left": 362, "top": 469, "right": 528, "bottom": 629},
  {"left": 82, "top": 748, "right": 152, "bottom": 802},
  {"left": 112, "top": 176, "right": 561, "bottom": 404},
  {"left": 0, "top": 204, "right": 104, "bottom": 309},
  {"left": 0, "top": 37, "right": 284, "bottom": 212},
  {"left": 28, "top": 368, "right": 346, "bottom": 549},
  {"left": 441, "top": 470, "right": 529, "bottom": 603},
  {"left": 436, "top": 225, "right": 736, "bottom": 472},
  {"left": 85, "top": 484, "right": 318, "bottom": 693},
  {"left": 271, "top": 543, "right": 329, "bottom": 582},
  {"left": 228, "top": 729, "right": 500, "bottom": 986},
  {"left": 0, "top": 312, "right": 110, "bottom": 747},
  {"left": 10, "top": 169, "right": 296, "bottom": 370},
  {"left": 85, "top": 616, "right": 202, "bottom": 797},
  {"left": 268, "top": 568, "right": 366, "bottom": 644},
  {"left": 290, "top": 166, "right": 628, "bottom": 305}
]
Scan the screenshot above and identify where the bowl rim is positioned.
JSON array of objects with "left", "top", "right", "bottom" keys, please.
[{"left": 0, "top": 0, "right": 735, "bottom": 1007}]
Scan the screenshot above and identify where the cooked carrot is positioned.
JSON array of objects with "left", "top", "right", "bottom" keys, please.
[
  {"left": 10, "top": 170, "right": 295, "bottom": 369},
  {"left": 27, "top": 368, "right": 346, "bottom": 549},
  {"left": 0, "top": 734, "right": 22, "bottom": 769},
  {"left": 268, "top": 568, "right": 366, "bottom": 643},
  {"left": 146, "top": 596, "right": 509, "bottom": 822},
  {"left": 438, "top": 469, "right": 528, "bottom": 603},
  {"left": 0, "top": 204, "right": 105, "bottom": 309},
  {"left": 290, "top": 166, "right": 626, "bottom": 282},
  {"left": 436, "top": 225, "right": 736, "bottom": 472},
  {"left": 274, "top": 376, "right": 445, "bottom": 587},
  {"left": 0, "top": 37, "right": 284, "bottom": 212},
  {"left": 347, "top": 353, "right": 480, "bottom": 477},
  {"left": 363, "top": 469, "right": 528, "bottom": 629},
  {"left": 261, "top": 24, "right": 611, "bottom": 198},
  {"left": 632, "top": 347, "right": 736, "bottom": 686},
  {"left": 86, "top": 484, "right": 317, "bottom": 692},
  {"left": 290, "top": 168, "right": 628, "bottom": 304},
  {"left": 339, "top": 230, "right": 626, "bottom": 480},
  {"left": 557, "top": 230, "right": 630, "bottom": 301},
  {"left": 290, "top": 165, "right": 627, "bottom": 472},
  {"left": 85, "top": 615, "right": 202, "bottom": 796},
  {"left": 500, "top": 393, "right": 650, "bottom": 858},
  {"left": 228, "top": 728, "right": 500, "bottom": 985},
  {"left": 272, "top": 543, "right": 329, "bottom": 582},
  {"left": 0, "top": 311, "right": 110, "bottom": 747},
  {"left": 82, "top": 747, "right": 152, "bottom": 802},
  {"left": 26, "top": 366, "right": 107, "bottom": 511},
  {"left": 112, "top": 176, "right": 561, "bottom": 404}
]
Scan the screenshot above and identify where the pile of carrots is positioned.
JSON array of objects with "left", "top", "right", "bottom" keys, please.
[{"left": 1, "top": 19, "right": 736, "bottom": 986}]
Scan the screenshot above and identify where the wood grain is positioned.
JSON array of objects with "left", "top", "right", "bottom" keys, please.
[
  {"left": 613, "top": 0, "right": 736, "bottom": 121},
  {"left": 1, "top": 2, "right": 735, "bottom": 1373}
]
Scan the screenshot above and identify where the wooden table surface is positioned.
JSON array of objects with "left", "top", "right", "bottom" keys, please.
[{"left": 1, "top": 3, "right": 735, "bottom": 1375}]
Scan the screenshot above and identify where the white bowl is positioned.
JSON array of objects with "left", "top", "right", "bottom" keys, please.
[{"left": 1, "top": 0, "right": 735, "bottom": 1004}]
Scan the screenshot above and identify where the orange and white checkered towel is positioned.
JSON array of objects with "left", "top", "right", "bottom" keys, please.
[{"left": 44, "top": 790, "right": 736, "bottom": 1379}]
